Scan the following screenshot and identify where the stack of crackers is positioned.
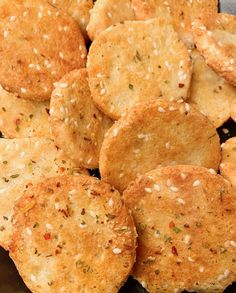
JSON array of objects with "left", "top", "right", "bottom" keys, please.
[{"left": 0, "top": 0, "right": 235, "bottom": 292}]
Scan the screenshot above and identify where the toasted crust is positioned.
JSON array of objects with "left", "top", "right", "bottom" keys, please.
[
  {"left": 220, "top": 137, "right": 236, "bottom": 188},
  {"left": 230, "top": 99, "right": 236, "bottom": 122},
  {"left": 50, "top": 69, "right": 113, "bottom": 169},
  {"left": 0, "top": 86, "right": 50, "bottom": 138},
  {"left": 0, "top": 138, "right": 87, "bottom": 250},
  {"left": 9, "top": 175, "right": 137, "bottom": 292},
  {"left": 99, "top": 99, "right": 221, "bottom": 192},
  {"left": 192, "top": 16, "right": 236, "bottom": 87},
  {"left": 87, "top": 0, "right": 135, "bottom": 41},
  {"left": 123, "top": 165, "right": 236, "bottom": 293},
  {"left": 48, "top": 0, "right": 93, "bottom": 40},
  {"left": 88, "top": 17, "right": 192, "bottom": 119},
  {"left": 188, "top": 49, "right": 236, "bottom": 128},
  {"left": 132, "top": 0, "right": 218, "bottom": 47},
  {"left": 0, "top": 0, "right": 87, "bottom": 101}
]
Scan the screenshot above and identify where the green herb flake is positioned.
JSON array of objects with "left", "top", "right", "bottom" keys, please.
[
  {"left": 33, "top": 222, "right": 39, "bottom": 228},
  {"left": 164, "top": 234, "right": 172, "bottom": 243},
  {"left": 15, "top": 125, "right": 20, "bottom": 132},
  {"left": 172, "top": 227, "right": 182, "bottom": 234},
  {"left": 10, "top": 174, "right": 19, "bottom": 179}
]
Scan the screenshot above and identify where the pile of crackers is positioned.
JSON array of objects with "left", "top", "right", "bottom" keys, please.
[{"left": 0, "top": 0, "right": 235, "bottom": 292}]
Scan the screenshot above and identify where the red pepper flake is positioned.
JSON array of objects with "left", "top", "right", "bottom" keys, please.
[
  {"left": 43, "top": 233, "right": 51, "bottom": 240},
  {"left": 169, "top": 221, "right": 175, "bottom": 228},
  {"left": 178, "top": 83, "right": 185, "bottom": 88},
  {"left": 171, "top": 246, "right": 178, "bottom": 256},
  {"left": 15, "top": 118, "right": 21, "bottom": 125}
]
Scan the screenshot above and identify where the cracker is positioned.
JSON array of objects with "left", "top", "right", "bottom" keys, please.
[
  {"left": 220, "top": 137, "right": 236, "bottom": 188},
  {"left": 230, "top": 99, "right": 236, "bottom": 123},
  {"left": 100, "top": 99, "right": 221, "bottom": 192},
  {"left": 192, "top": 16, "right": 236, "bottom": 87},
  {"left": 0, "top": 86, "right": 50, "bottom": 138},
  {"left": 132, "top": 0, "right": 218, "bottom": 47},
  {"left": 50, "top": 69, "right": 113, "bottom": 169},
  {"left": 48, "top": 0, "right": 93, "bottom": 40},
  {"left": 87, "top": 0, "right": 135, "bottom": 41},
  {"left": 88, "top": 17, "right": 192, "bottom": 119},
  {"left": 0, "top": 0, "right": 87, "bottom": 101},
  {"left": 123, "top": 165, "right": 236, "bottom": 293},
  {"left": 188, "top": 49, "right": 236, "bottom": 128},
  {"left": 9, "top": 175, "right": 136, "bottom": 292},
  {"left": 0, "top": 137, "right": 87, "bottom": 249}
]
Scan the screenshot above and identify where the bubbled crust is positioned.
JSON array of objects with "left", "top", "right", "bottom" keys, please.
[
  {"left": 0, "top": 0, "right": 87, "bottom": 101},
  {"left": 9, "top": 175, "right": 137, "bottom": 293},
  {"left": 123, "top": 165, "right": 236, "bottom": 293}
]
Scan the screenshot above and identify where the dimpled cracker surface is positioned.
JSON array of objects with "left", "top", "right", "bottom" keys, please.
[
  {"left": 188, "top": 50, "right": 236, "bottom": 128},
  {"left": 231, "top": 99, "right": 236, "bottom": 122},
  {"left": 0, "top": 138, "right": 87, "bottom": 250},
  {"left": 0, "top": 86, "right": 50, "bottom": 138},
  {"left": 9, "top": 175, "right": 137, "bottom": 293},
  {"left": 0, "top": 0, "right": 87, "bottom": 101},
  {"left": 87, "top": 17, "right": 192, "bottom": 119},
  {"left": 99, "top": 99, "right": 221, "bottom": 192},
  {"left": 48, "top": 0, "right": 93, "bottom": 40},
  {"left": 123, "top": 165, "right": 236, "bottom": 293},
  {"left": 193, "top": 16, "right": 236, "bottom": 87},
  {"left": 220, "top": 137, "right": 236, "bottom": 188},
  {"left": 50, "top": 69, "right": 113, "bottom": 169},
  {"left": 132, "top": 0, "right": 218, "bottom": 47},
  {"left": 87, "top": 0, "right": 135, "bottom": 41}
]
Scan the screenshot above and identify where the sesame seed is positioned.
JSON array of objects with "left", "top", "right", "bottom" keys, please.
[
  {"left": 113, "top": 128, "right": 119, "bottom": 137},
  {"left": 59, "top": 52, "right": 64, "bottom": 59},
  {"left": 193, "top": 180, "right": 201, "bottom": 187},
  {"left": 79, "top": 222, "right": 87, "bottom": 228},
  {"left": 199, "top": 266, "right": 205, "bottom": 273},
  {"left": 113, "top": 248, "right": 122, "bottom": 254},
  {"left": 81, "top": 54, "right": 86, "bottom": 59},
  {"left": 166, "top": 179, "right": 172, "bottom": 187},
  {"left": 46, "top": 223, "right": 53, "bottom": 230},
  {"left": 30, "top": 274, "right": 36, "bottom": 282},
  {"left": 26, "top": 228, "right": 32, "bottom": 235},
  {"left": 33, "top": 48, "right": 38, "bottom": 55},
  {"left": 145, "top": 187, "right": 152, "bottom": 193},
  {"left": 188, "top": 256, "right": 195, "bottom": 262},
  {"left": 177, "top": 198, "right": 185, "bottom": 205},
  {"left": 170, "top": 186, "right": 179, "bottom": 192},
  {"left": 68, "top": 189, "right": 77, "bottom": 195},
  {"left": 20, "top": 88, "right": 27, "bottom": 93},
  {"left": 100, "top": 88, "right": 106, "bottom": 95},
  {"left": 183, "top": 235, "right": 191, "bottom": 245},
  {"left": 107, "top": 12, "right": 112, "bottom": 18},
  {"left": 181, "top": 173, "right": 186, "bottom": 180},
  {"left": 158, "top": 107, "right": 165, "bottom": 113},
  {"left": 217, "top": 269, "right": 230, "bottom": 281},
  {"left": 9, "top": 16, "right": 16, "bottom": 22},
  {"left": 108, "top": 198, "right": 114, "bottom": 207},
  {"left": 208, "top": 168, "right": 216, "bottom": 175},
  {"left": 165, "top": 142, "right": 171, "bottom": 149},
  {"left": 154, "top": 184, "right": 161, "bottom": 191},
  {"left": 0, "top": 189, "right": 5, "bottom": 194},
  {"left": 38, "top": 12, "right": 43, "bottom": 18},
  {"left": 3, "top": 30, "right": 9, "bottom": 38},
  {"left": 229, "top": 240, "right": 236, "bottom": 248}
]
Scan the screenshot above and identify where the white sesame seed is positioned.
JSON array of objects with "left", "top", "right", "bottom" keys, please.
[
  {"left": 68, "top": 189, "right": 77, "bottom": 195},
  {"left": 9, "top": 16, "right": 16, "bottom": 22},
  {"left": 26, "top": 228, "right": 32, "bottom": 235},
  {"left": 113, "top": 128, "right": 119, "bottom": 137},
  {"left": 20, "top": 88, "right": 27, "bottom": 93},
  {"left": 229, "top": 240, "right": 236, "bottom": 248},
  {"left": 3, "top": 30, "right": 8, "bottom": 38},
  {"left": 79, "top": 223, "right": 87, "bottom": 228},
  {"left": 177, "top": 198, "right": 185, "bottom": 205},
  {"left": 166, "top": 179, "right": 172, "bottom": 187},
  {"left": 113, "top": 248, "right": 122, "bottom": 254},
  {"left": 183, "top": 235, "right": 191, "bottom": 245},
  {"left": 170, "top": 186, "right": 179, "bottom": 192},
  {"left": 158, "top": 107, "right": 165, "bottom": 113},
  {"left": 108, "top": 198, "right": 114, "bottom": 207},
  {"left": 193, "top": 180, "right": 201, "bottom": 187},
  {"left": 188, "top": 256, "right": 194, "bottom": 262},
  {"left": 0, "top": 189, "right": 5, "bottom": 194},
  {"left": 208, "top": 168, "right": 216, "bottom": 175},
  {"left": 46, "top": 223, "right": 53, "bottom": 230},
  {"left": 30, "top": 274, "right": 36, "bottom": 282},
  {"left": 165, "top": 142, "right": 171, "bottom": 149},
  {"left": 154, "top": 184, "right": 161, "bottom": 191},
  {"left": 181, "top": 173, "right": 187, "bottom": 180},
  {"left": 38, "top": 12, "right": 43, "bottom": 18},
  {"left": 59, "top": 52, "right": 64, "bottom": 59},
  {"left": 218, "top": 269, "right": 230, "bottom": 281},
  {"left": 100, "top": 88, "right": 106, "bottom": 95},
  {"left": 199, "top": 266, "right": 205, "bottom": 273},
  {"left": 145, "top": 187, "right": 152, "bottom": 193}
]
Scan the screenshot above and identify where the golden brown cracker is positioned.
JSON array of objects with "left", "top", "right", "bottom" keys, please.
[
  {"left": 10, "top": 175, "right": 137, "bottom": 292},
  {"left": 0, "top": 137, "right": 87, "bottom": 249},
  {"left": 220, "top": 137, "right": 236, "bottom": 188},
  {"left": 132, "top": 0, "right": 218, "bottom": 47},
  {"left": 188, "top": 49, "right": 236, "bottom": 128},
  {"left": 50, "top": 69, "right": 113, "bottom": 169},
  {"left": 231, "top": 99, "right": 236, "bottom": 122},
  {"left": 48, "top": 0, "right": 93, "bottom": 40},
  {"left": 0, "top": 0, "right": 87, "bottom": 101},
  {"left": 87, "top": 0, "right": 135, "bottom": 41},
  {"left": 123, "top": 165, "right": 236, "bottom": 293},
  {"left": 0, "top": 86, "right": 50, "bottom": 138},
  {"left": 99, "top": 99, "right": 221, "bottom": 192},
  {"left": 88, "top": 17, "right": 192, "bottom": 119},
  {"left": 192, "top": 17, "right": 236, "bottom": 87}
]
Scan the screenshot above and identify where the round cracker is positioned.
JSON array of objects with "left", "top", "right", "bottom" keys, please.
[
  {"left": 220, "top": 137, "right": 236, "bottom": 188},
  {"left": 100, "top": 99, "right": 221, "bottom": 192},
  {"left": 0, "top": 137, "right": 87, "bottom": 250},
  {"left": 87, "top": 17, "right": 192, "bottom": 119},
  {"left": 192, "top": 16, "right": 236, "bottom": 87},
  {"left": 123, "top": 165, "right": 236, "bottom": 293},
  {"left": 0, "top": 85, "right": 50, "bottom": 138},
  {"left": 10, "top": 175, "right": 137, "bottom": 292},
  {"left": 188, "top": 49, "right": 236, "bottom": 128},
  {"left": 87, "top": 0, "right": 135, "bottom": 41},
  {"left": 132, "top": 0, "right": 218, "bottom": 47},
  {"left": 50, "top": 69, "right": 113, "bottom": 169},
  {"left": 0, "top": 0, "right": 87, "bottom": 101},
  {"left": 230, "top": 99, "right": 236, "bottom": 123},
  {"left": 48, "top": 0, "right": 93, "bottom": 40}
]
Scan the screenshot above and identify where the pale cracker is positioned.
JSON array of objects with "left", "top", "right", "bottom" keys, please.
[
  {"left": 10, "top": 175, "right": 137, "bottom": 292},
  {"left": 123, "top": 165, "right": 236, "bottom": 293},
  {"left": 50, "top": 69, "right": 113, "bottom": 169},
  {"left": 0, "top": 137, "right": 87, "bottom": 249},
  {"left": 100, "top": 99, "right": 221, "bottom": 192},
  {"left": 88, "top": 17, "right": 192, "bottom": 119}
]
